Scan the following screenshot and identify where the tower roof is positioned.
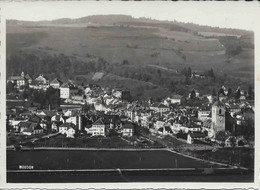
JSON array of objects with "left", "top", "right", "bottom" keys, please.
[{"left": 213, "top": 100, "right": 224, "bottom": 107}]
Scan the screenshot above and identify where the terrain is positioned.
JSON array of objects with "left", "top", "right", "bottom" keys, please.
[{"left": 6, "top": 15, "right": 254, "bottom": 99}]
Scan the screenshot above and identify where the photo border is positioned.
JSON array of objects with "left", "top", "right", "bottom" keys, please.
[{"left": 0, "top": 1, "right": 259, "bottom": 189}]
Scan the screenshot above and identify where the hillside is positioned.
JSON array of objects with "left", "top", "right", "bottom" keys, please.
[{"left": 6, "top": 15, "right": 254, "bottom": 99}]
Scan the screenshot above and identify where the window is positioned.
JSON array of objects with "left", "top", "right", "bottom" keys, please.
[{"left": 219, "top": 109, "right": 222, "bottom": 114}]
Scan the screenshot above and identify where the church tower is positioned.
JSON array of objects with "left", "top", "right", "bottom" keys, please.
[{"left": 211, "top": 100, "right": 225, "bottom": 137}]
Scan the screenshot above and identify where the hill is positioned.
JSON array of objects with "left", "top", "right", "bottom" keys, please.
[{"left": 6, "top": 15, "right": 254, "bottom": 99}]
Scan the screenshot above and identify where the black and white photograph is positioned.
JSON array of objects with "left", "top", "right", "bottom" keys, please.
[{"left": 0, "top": 1, "right": 259, "bottom": 188}]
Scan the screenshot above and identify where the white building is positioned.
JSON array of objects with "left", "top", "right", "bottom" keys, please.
[
  {"left": 121, "top": 123, "right": 134, "bottom": 137},
  {"left": 59, "top": 123, "right": 76, "bottom": 138},
  {"left": 150, "top": 103, "right": 170, "bottom": 114},
  {"left": 50, "top": 78, "right": 63, "bottom": 89},
  {"left": 91, "top": 118, "right": 106, "bottom": 136},
  {"left": 60, "top": 84, "right": 70, "bottom": 99},
  {"left": 35, "top": 74, "right": 49, "bottom": 85},
  {"left": 166, "top": 95, "right": 183, "bottom": 105}
]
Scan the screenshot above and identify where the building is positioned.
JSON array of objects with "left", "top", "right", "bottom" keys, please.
[
  {"left": 191, "top": 72, "right": 206, "bottom": 79},
  {"left": 91, "top": 118, "right": 106, "bottom": 136},
  {"left": 121, "top": 123, "right": 134, "bottom": 137},
  {"left": 150, "top": 103, "right": 170, "bottom": 114},
  {"left": 50, "top": 78, "right": 63, "bottom": 89},
  {"left": 33, "top": 124, "right": 44, "bottom": 135},
  {"left": 165, "top": 95, "right": 183, "bottom": 105},
  {"left": 187, "top": 132, "right": 207, "bottom": 144},
  {"left": 59, "top": 123, "right": 76, "bottom": 138},
  {"left": 113, "top": 89, "right": 131, "bottom": 101},
  {"left": 158, "top": 126, "right": 173, "bottom": 135},
  {"left": 66, "top": 115, "right": 82, "bottom": 131},
  {"left": 211, "top": 100, "right": 226, "bottom": 137},
  {"left": 35, "top": 74, "right": 49, "bottom": 85},
  {"left": 7, "top": 72, "right": 28, "bottom": 88},
  {"left": 228, "top": 104, "right": 241, "bottom": 117},
  {"left": 154, "top": 118, "right": 165, "bottom": 130},
  {"left": 60, "top": 84, "right": 70, "bottom": 99},
  {"left": 198, "top": 105, "right": 211, "bottom": 122}
]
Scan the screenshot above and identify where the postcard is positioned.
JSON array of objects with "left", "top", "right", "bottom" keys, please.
[{"left": 0, "top": 1, "right": 259, "bottom": 189}]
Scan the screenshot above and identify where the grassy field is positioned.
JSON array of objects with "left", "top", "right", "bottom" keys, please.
[
  {"left": 7, "top": 149, "right": 224, "bottom": 170},
  {"left": 192, "top": 148, "right": 254, "bottom": 169}
]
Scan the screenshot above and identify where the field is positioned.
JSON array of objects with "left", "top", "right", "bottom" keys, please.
[
  {"left": 7, "top": 149, "right": 223, "bottom": 170},
  {"left": 7, "top": 149, "right": 254, "bottom": 182}
]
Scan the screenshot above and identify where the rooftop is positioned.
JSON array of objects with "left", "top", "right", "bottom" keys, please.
[{"left": 92, "top": 118, "right": 105, "bottom": 126}]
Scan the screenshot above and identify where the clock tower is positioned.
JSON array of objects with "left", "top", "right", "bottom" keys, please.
[{"left": 211, "top": 100, "right": 225, "bottom": 137}]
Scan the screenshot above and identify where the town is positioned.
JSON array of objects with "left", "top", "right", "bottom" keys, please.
[{"left": 6, "top": 71, "right": 254, "bottom": 168}]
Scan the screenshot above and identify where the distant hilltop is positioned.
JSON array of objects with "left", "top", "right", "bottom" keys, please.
[{"left": 7, "top": 14, "right": 253, "bottom": 35}]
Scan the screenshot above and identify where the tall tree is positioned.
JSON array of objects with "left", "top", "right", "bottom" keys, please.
[
  {"left": 190, "top": 89, "right": 196, "bottom": 99},
  {"left": 235, "top": 88, "right": 241, "bottom": 99},
  {"left": 187, "top": 67, "right": 192, "bottom": 78},
  {"left": 212, "top": 88, "right": 217, "bottom": 96},
  {"left": 227, "top": 87, "right": 233, "bottom": 97},
  {"left": 185, "top": 75, "right": 191, "bottom": 85},
  {"left": 248, "top": 85, "right": 254, "bottom": 99},
  {"left": 218, "top": 88, "right": 225, "bottom": 96}
]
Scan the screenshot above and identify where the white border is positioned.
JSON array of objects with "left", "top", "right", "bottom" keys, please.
[{"left": 0, "top": 1, "right": 259, "bottom": 189}]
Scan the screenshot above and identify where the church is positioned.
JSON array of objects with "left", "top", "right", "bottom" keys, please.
[{"left": 210, "top": 100, "right": 226, "bottom": 138}]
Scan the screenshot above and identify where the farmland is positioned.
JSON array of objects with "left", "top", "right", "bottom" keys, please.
[{"left": 7, "top": 149, "right": 224, "bottom": 170}]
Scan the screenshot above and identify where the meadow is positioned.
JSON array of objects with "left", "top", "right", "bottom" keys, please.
[{"left": 7, "top": 149, "right": 223, "bottom": 170}]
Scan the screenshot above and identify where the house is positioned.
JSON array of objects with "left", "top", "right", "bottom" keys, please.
[
  {"left": 7, "top": 73, "right": 28, "bottom": 88},
  {"left": 9, "top": 117, "right": 27, "bottom": 131},
  {"left": 198, "top": 105, "right": 211, "bottom": 122},
  {"left": 181, "top": 123, "right": 201, "bottom": 133},
  {"left": 33, "top": 124, "right": 44, "bottom": 135},
  {"left": 150, "top": 103, "right": 170, "bottom": 114},
  {"left": 91, "top": 118, "right": 106, "bottom": 136},
  {"left": 35, "top": 74, "right": 49, "bottom": 85},
  {"left": 239, "top": 94, "right": 246, "bottom": 101},
  {"left": 50, "top": 78, "right": 63, "bottom": 89},
  {"left": 28, "top": 114, "right": 42, "bottom": 123},
  {"left": 189, "top": 90, "right": 200, "bottom": 98},
  {"left": 22, "top": 128, "right": 34, "bottom": 136},
  {"left": 228, "top": 104, "right": 241, "bottom": 117},
  {"left": 51, "top": 121, "right": 63, "bottom": 132},
  {"left": 158, "top": 126, "right": 173, "bottom": 135},
  {"left": 19, "top": 121, "right": 42, "bottom": 135},
  {"left": 225, "top": 136, "right": 237, "bottom": 147},
  {"left": 51, "top": 114, "right": 65, "bottom": 123},
  {"left": 19, "top": 121, "right": 32, "bottom": 133},
  {"left": 187, "top": 132, "right": 206, "bottom": 144},
  {"left": 66, "top": 115, "right": 82, "bottom": 131},
  {"left": 37, "top": 110, "right": 56, "bottom": 118},
  {"left": 60, "top": 84, "right": 70, "bottom": 99},
  {"left": 112, "top": 89, "right": 131, "bottom": 101},
  {"left": 191, "top": 72, "right": 206, "bottom": 79},
  {"left": 121, "top": 123, "right": 134, "bottom": 137},
  {"left": 59, "top": 123, "right": 76, "bottom": 138},
  {"left": 166, "top": 95, "right": 183, "bottom": 105},
  {"left": 154, "top": 118, "right": 165, "bottom": 130}
]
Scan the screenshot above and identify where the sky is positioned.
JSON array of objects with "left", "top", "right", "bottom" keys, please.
[{"left": 1, "top": 1, "right": 260, "bottom": 31}]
